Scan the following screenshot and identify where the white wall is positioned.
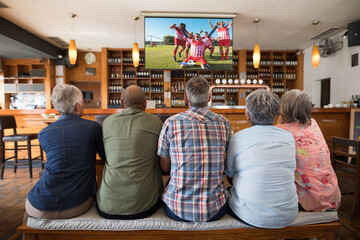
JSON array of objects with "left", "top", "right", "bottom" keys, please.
[{"left": 303, "top": 31, "right": 360, "bottom": 107}]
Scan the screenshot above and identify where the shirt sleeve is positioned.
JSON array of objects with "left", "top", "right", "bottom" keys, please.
[
  {"left": 225, "top": 135, "right": 237, "bottom": 177},
  {"left": 94, "top": 122, "right": 106, "bottom": 161},
  {"left": 157, "top": 121, "right": 170, "bottom": 157}
]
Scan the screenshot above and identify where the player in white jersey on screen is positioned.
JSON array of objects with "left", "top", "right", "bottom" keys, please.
[
  {"left": 170, "top": 23, "right": 189, "bottom": 62},
  {"left": 209, "top": 20, "right": 232, "bottom": 60},
  {"left": 179, "top": 24, "right": 218, "bottom": 69}
]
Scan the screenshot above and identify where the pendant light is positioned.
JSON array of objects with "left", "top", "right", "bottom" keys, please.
[
  {"left": 312, "top": 21, "right": 320, "bottom": 68},
  {"left": 253, "top": 19, "right": 261, "bottom": 69},
  {"left": 68, "top": 13, "right": 77, "bottom": 65},
  {"left": 132, "top": 16, "right": 140, "bottom": 68}
]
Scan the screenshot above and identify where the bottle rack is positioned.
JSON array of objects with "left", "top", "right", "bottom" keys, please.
[
  {"left": 245, "top": 50, "right": 301, "bottom": 96},
  {"left": 102, "top": 48, "right": 302, "bottom": 108}
]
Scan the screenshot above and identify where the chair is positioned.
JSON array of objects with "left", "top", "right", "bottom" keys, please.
[
  {"left": 331, "top": 136, "right": 360, "bottom": 218},
  {"left": 0, "top": 115, "right": 44, "bottom": 179},
  {"left": 95, "top": 115, "right": 110, "bottom": 126}
]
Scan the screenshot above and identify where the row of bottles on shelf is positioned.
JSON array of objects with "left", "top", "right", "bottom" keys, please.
[
  {"left": 171, "top": 71, "right": 239, "bottom": 79},
  {"left": 150, "top": 96, "right": 164, "bottom": 105},
  {"left": 108, "top": 56, "right": 145, "bottom": 64},
  {"left": 172, "top": 81, "right": 184, "bottom": 92},
  {"left": 151, "top": 82, "right": 163, "bottom": 92},
  {"left": 246, "top": 69, "right": 258, "bottom": 79},
  {"left": 259, "top": 68, "right": 271, "bottom": 79},
  {"left": 213, "top": 88, "right": 240, "bottom": 93},
  {"left": 110, "top": 69, "right": 164, "bottom": 79},
  {"left": 212, "top": 94, "right": 225, "bottom": 100},
  {"left": 171, "top": 97, "right": 186, "bottom": 107},
  {"left": 285, "top": 69, "right": 297, "bottom": 79},
  {"left": 233, "top": 54, "right": 239, "bottom": 65},
  {"left": 109, "top": 97, "right": 121, "bottom": 106},
  {"left": 272, "top": 82, "right": 289, "bottom": 93},
  {"left": 246, "top": 55, "right": 298, "bottom": 66},
  {"left": 273, "top": 70, "right": 285, "bottom": 79},
  {"left": 108, "top": 82, "right": 122, "bottom": 92}
]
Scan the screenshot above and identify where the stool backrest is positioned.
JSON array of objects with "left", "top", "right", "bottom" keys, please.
[{"left": 0, "top": 116, "right": 17, "bottom": 136}]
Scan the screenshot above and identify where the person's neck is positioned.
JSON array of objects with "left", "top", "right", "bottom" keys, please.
[{"left": 124, "top": 105, "right": 145, "bottom": 111}]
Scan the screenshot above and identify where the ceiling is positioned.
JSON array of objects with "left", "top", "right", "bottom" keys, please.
[{"left": 0, "top": 0, "right": 360, "bottom": 59}]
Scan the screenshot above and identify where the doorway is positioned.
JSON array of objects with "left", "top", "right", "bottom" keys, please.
[{"left": 320, "top": 78, "right": 330, "bottom": 107}]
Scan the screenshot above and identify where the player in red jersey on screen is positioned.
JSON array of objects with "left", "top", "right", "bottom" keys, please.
[
  {"left": 209, "top": 20, "right": 232, "bottom": 60},
  {"left": 179, "top": 24, "right": 218, "bottom": 69},
  {"left": 185, "top": 32, "right": 194, "bottom": 58},
  {"left": 170, "top": 23, "right": 189, "bottom": 62},
  {"left": 201, "top": 31, "right": 215, "bottom": 58}
]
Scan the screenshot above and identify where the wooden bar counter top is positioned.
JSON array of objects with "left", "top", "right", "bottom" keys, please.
[{"left": 0, "top": 107, "right": 352, "bottom": 148}]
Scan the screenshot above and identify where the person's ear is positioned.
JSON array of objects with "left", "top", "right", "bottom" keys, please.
[
  {"left": 245, "top": 111, "right": 250, "bottom": 123},
  {"left": 121, "top": 99, "right": 124, "bottom": 108},
  {"left": 74, "top": 103, "right": 80, "bottom": 115},
  {"left": 185, "top": 93, "right": 189, "bottom": 104},
  {"left": 208, "top": 92, "right": 211, "bottom": 102},
  {"left": 143, "top": 99, "right": 147, "bottom": 109}
]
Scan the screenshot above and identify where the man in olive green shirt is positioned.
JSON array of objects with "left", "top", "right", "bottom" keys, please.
[{"left": 96, "top": 85, "right": 163, "bottom": 219}]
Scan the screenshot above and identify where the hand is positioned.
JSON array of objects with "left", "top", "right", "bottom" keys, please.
[
  {"left": 208, "top": 19, "right": 211, "bottom": 23},
  {"left": 215, "top": 21, "right": 219, "bottom": 26},
  {"left": 200, "top": 30, "right": 203, "bottom": 33}
]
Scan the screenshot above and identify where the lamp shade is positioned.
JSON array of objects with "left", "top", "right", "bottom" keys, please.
[
  {"left": 68, "top": 39, "right": 77, "bottom": 65},
  {"left": 312, "top": 45, "right": 320, "bottom": 68},
  {"left": 132, "top": 42, "right": 140, "bottom": 67},
  {"left": 253, "top": 43, "right": 261, "bottom": 68}
]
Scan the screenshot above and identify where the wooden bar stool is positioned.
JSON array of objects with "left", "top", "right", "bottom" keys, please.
[
  {"left": 331, "top": 136, "right": 360, "bottom": 218},
  {"left": 0, "top": 115, "right": 44, "bottom": 179}
]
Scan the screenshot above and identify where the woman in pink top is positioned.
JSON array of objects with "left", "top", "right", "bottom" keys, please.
[{"left": 277, "top": 89, "right": 341, "bottom": 212}]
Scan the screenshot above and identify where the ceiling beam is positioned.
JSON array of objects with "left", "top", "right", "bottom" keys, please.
[{"left": 0, "top": 17, "right": 62, "bottom": 59}]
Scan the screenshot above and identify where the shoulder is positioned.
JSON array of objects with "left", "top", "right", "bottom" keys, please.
[{"left": 143, "top": 112, "right": 164, "bottom": 125}]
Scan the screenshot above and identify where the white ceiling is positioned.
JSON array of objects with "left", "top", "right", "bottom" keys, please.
[{"left": 0, "top": 0, "right": 360, "bottom": 53}]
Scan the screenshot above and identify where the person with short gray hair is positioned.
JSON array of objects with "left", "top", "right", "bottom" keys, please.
[
  {"left": 26, "top": 84, "right": 106, "bottom": 219},
  {"left": 158, "top": 76, "right": 231, "bottom": 222},
  {"left": 245, "top": 89, "right": 280, "bottom": 126},
  {"left": 51, "top": 84, "right": 83, "bottom": 115},
  {"left": 225, "top": 89, "right": 298, "bottom": 228},
  {"left": 185, "top": 76, "right": 210, "bottom": 107}
]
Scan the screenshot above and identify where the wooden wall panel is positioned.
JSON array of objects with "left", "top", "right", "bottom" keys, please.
[{"left": 67, "top": 52, "right": 102, "bottom": 83}]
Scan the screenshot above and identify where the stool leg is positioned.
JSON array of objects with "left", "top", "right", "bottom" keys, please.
[
  {"left": 40, "top": 144, "right": 45, "bottom": 169},
  {"left": 14, "top": 142, "right": 18, "bottom": 173},
  {"left": 1, "top": 141, "right": 5, "bottom": 179},
  {"left": 27, "top": 139, "right": 32, "bottom": 178}
]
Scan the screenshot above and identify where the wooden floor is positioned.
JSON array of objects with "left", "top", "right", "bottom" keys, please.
[{"left": 0, "top": 167, "right": 359, "bottom": 240}]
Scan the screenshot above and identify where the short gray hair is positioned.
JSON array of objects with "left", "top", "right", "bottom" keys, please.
[
  {"left": 185, "top": 76, "right": 209, "bottom": 107},
  {"left": 246, "top": 89, "right": 280, "bottom": 126},
  {"left": 51, "top": 84, "right": 83, "bottom": 115},
  {"left": 279, "top": 89, "right": 312, "bottom": 126}
]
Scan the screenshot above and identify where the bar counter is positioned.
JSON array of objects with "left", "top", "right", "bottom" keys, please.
[{"left": 0, "top": 107, "right": 351, "bottom": 148}]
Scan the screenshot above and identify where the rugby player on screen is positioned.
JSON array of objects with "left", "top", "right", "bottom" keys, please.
[
  {"left": 170, "top": 23, "right": 189, "bottom": 61},
  {"left": 179, "top": 24, "right": 218, "bottom": 69},
  {"left": 209, "top": 20, "right": 232, "bottom": 60}
]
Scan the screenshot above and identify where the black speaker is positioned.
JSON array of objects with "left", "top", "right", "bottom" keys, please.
[{"left": 348, "top": 21, "right": 360, "bottom": 47}]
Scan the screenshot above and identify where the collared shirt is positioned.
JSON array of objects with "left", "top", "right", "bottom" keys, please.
[
  {"left": 97, "top": 108, "right": 164, "bottom": 215},
  {"left": 225, "top": 125, "right": 298, "bottom": 228},
  {"left": 27, "top": 114, "right": 105, "bottom": 211},
  {"left": 158, "top": 107, "right": 231, "bottom": 222},
  {"left": 277, "top": 119, "right": 341, "bottom": 211}
]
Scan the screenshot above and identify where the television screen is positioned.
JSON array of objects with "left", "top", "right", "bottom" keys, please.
[{"left": 145, "top": 17, "right": 233, "bottom": 70}]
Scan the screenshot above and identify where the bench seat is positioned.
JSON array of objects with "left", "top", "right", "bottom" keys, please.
[{"left": 18, "top": 205, "right": 340, "bottom": 240}]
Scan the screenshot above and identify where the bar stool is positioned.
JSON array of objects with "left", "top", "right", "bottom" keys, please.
[
  {"left": 331, "top": 136, "right": 360, "bottom": 218},
  {"left": 0, "top": 115, "right": 44, "bottom": 179}
]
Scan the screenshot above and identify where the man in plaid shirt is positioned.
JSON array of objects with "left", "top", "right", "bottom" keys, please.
[{"left": 157, "top": 76, "right": 231, "bottom": 222}]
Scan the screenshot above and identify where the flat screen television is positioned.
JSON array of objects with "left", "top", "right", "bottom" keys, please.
[{"left": 145, "top": 17, "right": 233, "bottom": 70}]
